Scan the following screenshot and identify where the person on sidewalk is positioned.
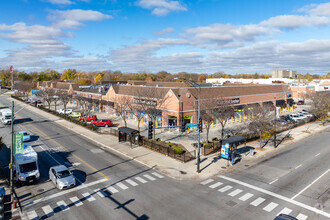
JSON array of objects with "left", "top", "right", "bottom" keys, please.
[{"left": 231, "top": 151, "right": 235, "bottom": 166}]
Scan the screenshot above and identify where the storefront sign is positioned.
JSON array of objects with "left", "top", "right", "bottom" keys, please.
[
  {"left": 220, "top": 143, "right": 229, "bottom": 159},
  {"left": 133, "top": 99, "right": 157, "bottom": 106},
  {"left": 217, "top": 98, "right": 240, "bottom": 105}
]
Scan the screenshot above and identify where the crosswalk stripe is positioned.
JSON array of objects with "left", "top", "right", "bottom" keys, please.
[
  {"left": 70, "top": 196, "right": 83, "bottom": 207},
  {"left": 209, "top": 182, "right": 223, "bottom": 189},
  {"left": 250, "top": 197, "right": 266, "bottom": 207},
  {"left": 135, "top": 177, "right": 148, "bottom": 183},
  {"left": 200, "top": 179, "right": 214, "bottom": 185},
  {"left": 94, "top": 189, "right": 106, "bottom": 198},
  {"left": 116, "top": 182, "right": 129, "bottom": 190},
  {"left": 82, "top": 192, "right": 96, "bottom": 202},
  {"left": 296, "top": 213, "right": 308, "bottom": 220},
  {"left": 126, "top": 179, "right": 138, "bottom": 186},
  {"left": 228, "top": 189, "right": 243, "bottom": 197},
  {"left": 56, "top": 201, "right": 69, "bottom": 211},
  {"left": 263, "top": 202, "right": 279, "bottom": 212},
  {"left": 152, "top": 172, "right": 164, "bottom": 178},
  {"left": 27, "top": 210, "right": 39, "bottom": 220},
  {"left": 144, "top": 174, "right": 156, "bottom": 181},
  {"left": 218, "top": 185, "right": 233, "bottom": 192},
  {"left": 107, "top": 186, "right": 119, "bottom": 193},
  {"left": 239, "top": 193, "right": 254, "bottom": 201},
  {"left": 42, "top": 205, "right": 54, "bottom": 217},
  {"left": 277, "top": 207, "right": 292, "bottom": 216}
]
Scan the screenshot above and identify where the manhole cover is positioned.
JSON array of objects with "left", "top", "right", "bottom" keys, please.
[
  {"left": 37, "top": 189, "right": 44, "bottom": 193},
  {"left": 180, "top": 171, "right": 187, "bottom": 174},
  {"left": 226, "top": 201, "right": 237, "bottom": 207}
]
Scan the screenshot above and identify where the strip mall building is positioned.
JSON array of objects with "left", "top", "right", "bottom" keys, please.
[{"left": 38, "top": 81, "right": 293, "bottom": 126}]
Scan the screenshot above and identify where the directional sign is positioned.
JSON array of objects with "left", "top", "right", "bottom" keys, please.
[
  {"left": 186, "top": 123, "right": 198, "bottom": 128},
  {"left": 14, "top": 133, "right": 24, "bottom": 154}
]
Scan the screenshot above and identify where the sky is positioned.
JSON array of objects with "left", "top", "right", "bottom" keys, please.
[{"left": 1, "top": 0, "right": 330, "bottom": 75}]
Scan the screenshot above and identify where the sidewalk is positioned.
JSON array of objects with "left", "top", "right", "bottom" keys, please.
[{"left": 12, "top": 97, "right": 330, "bottom": 181}]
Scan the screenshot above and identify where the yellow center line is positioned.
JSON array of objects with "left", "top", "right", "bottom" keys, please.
[{"left": 17, "top": 117, "right": 111, "bottom": 181}]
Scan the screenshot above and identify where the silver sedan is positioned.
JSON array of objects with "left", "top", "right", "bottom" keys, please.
[{"left": 49, "top": 165, "right": 76, "bottom": 190}]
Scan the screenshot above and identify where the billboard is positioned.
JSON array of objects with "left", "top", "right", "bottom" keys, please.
[{"left": 220, "top": 143, "right": 229, "bottom": 159}]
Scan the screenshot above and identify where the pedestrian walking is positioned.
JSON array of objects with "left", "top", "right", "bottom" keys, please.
[{"left": 231, "top": 151, "right": 235, "bottom": 166}]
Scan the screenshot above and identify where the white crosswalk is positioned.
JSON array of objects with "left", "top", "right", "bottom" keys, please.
[
  {"left": 26, "top": 172, "right": 165, "bottom": 220},
  {"left": 200, "top": 178, "right": 311, "bottom": 220}
]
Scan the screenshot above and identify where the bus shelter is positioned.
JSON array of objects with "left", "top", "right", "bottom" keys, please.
[
  {"left": 118, "top": 127, "right": 140, "bottom": 148},
  {"left": 220, "top": 136, "right": 246, "bottom": 160}
]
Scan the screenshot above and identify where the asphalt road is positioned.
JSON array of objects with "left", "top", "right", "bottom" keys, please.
[{"left": 0, "top": 95, "right": 329, "bottom": 220}]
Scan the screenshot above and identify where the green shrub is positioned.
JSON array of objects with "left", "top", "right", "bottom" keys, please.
[
  {"left": 173, "top": 147, "right": 183, "bottom": 154},
  {"left": 156, "top": 138, "right": 161, "bottom": 142},
  {"left": 203, "top": 143, "right": 212, "bottom": 149}
]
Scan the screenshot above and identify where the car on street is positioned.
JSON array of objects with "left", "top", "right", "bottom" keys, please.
[
  {"left": 57, "top": 108, "right": 73, "bottom": 115},
  {"left": 18, "top": 131, "right": 30, "bottom": 142},
  {"left": 49, "top": 165, "right": 76, "bottom": 190},
  {"left": 274, "top": 214, "right": 298, "bottom": 220},
  {"left": 91, "top": 119, "right": 112, "bottom": 127},
  {"left": 69, "top": 111, "right": 82, "bottom": 118},
  {"left": 79, "top": 115, "right": 97, "bottom": 122}
]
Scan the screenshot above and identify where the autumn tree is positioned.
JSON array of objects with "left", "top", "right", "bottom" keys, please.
[
  {"left": 94, "top": 73, "right": 104, "bottom": 85},
  {"left": 309, "top": 92, "right": 330, "bottom": 125},
  {"left": 61, "top": 69, "right": 77, "bottom": 80}
]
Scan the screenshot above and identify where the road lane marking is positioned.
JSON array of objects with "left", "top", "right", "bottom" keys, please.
[
  {"left": 295, "top": 164, "right": 302, "bottom": 169},
  {"left": 209, "top": 182, "right": 223, "bottom": 189},
  {"left": 296, "top": 213, "right": 308, "bottom": 220},
  {"left": 277, "top": 207, "right": 292, "bottom": 216},
  {"left": 263, "top": 202, "right": 279, "bottom": 212},
  {"left": 152, "top": 172, "right": 164, "bottom": 178},
  {"left": 200, "top": 179, "right": 214, "bottom": 185},
  {"left": 56, "top": 201, "right": 69, "bottom": 211},
  {"left": 94, "top": 189, "right": 106, "bottom": 198},
  {"left": 219, "top": 175, "right": 330, "bottom": 218},
  {"left": 315, "top": 153, "right": 320, "bottom": 157},
  {"left": 107, "top": 186, "right": 119, "bottom": 193},
  {"left": 135, "top": 177, "right": 147, "bottom": 183},
  {"left": 126, "top": 179, "right": 138, "bottom": 186},
  {"left": 250, "top": 197, "right": 265, "bottom": 207},
  {"left": 239, "top": 193, "right": 254, "bottom": 201},
  {"left": 269, "top": 178, "right": 278, "bottom": 184},
  {"left": 291, "top": 168, "right": 330, "bottom": 200},
  {"left": 24, "top": 178, "right": 107, "bottom": 207},
  {"left": 228, "top": 189, "right": 242, "bottom": 197},
  {"left": 70, "top": 196, "right": 83, "bottom": 207},
  {"left": 27, "top": 210, "right": 38, "bottom": 220},
  {"left": 82, "top": 192, "right": 96, "bottom": 202},
  {"left": 42, "top": 205, "right": 54, "bottom": 217},
  {"left": 144, "top": 174, "right": 156, "bottom": 181},
  {"left": 21, "top": 123, "right": 111, "bottom": 181},
  {"left": 116, "top": 182, "right": 128, "bottom": 190},
  {"left": 218, "top": 185, "right": 233, "bottom": 192}
]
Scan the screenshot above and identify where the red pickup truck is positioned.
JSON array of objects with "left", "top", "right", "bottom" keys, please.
[
  {"left": 91, "top": 119, "right": 112, "bottom": 127},
  {"left": 79, "top": 115, "right": 97, "bottom": 122}
]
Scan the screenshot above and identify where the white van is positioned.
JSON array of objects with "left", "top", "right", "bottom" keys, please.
[{"left": 0, "top": 108, "right": 12, "bottom": 125}]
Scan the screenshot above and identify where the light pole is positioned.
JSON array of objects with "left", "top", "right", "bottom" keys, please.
[{"left": 174, "top": 78, "right": 201, "bottom": 173}]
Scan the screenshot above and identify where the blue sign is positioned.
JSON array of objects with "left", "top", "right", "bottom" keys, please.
[
  {"left": 31, "top": 89, "right": 40, "bottom": 95},
  {"left": 221, "top": 143, "right": 229, "bottom": 159}
]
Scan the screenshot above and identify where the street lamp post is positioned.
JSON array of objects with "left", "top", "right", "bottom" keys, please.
[{"left": 175, "top": 78, "right": 201, "bottom": 173}]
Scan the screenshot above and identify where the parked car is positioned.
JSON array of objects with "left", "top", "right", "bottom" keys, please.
[
  {"left": 91, "top": 119, "right": 112, "bottom": 127},
  {"left": 79, "top": 115, "right": 97, "bottom": 122},
  {"left": 276, "top": 119, "right": 287, "bottom": 125},
  {"left": 297, "top": 100, "right": 304, "bottom": 105},
  {"left": 290, "top": 114, "right": 302, "bottom": 122},
  {"left": 69, "top": 111, "right": 82, "bottom": 118},
  {"left": 18, "top": 131, "right": 30, "bottom": 142},
  {"left": 298, "top": 111, "right": 313, "bottom": 117},
  {"left": 284, "top": 116, "right": 295, "bottom": 123},
  {"left": 57, "top": 108, "right": 73, "bottom": 115},
  {"left": 49, "top": 165, "right": 76, "bottom": 190}
]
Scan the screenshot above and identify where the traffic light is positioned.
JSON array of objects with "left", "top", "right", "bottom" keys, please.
[
  {"left": 148, "top": 121, "right": 153, "bottom": 139},
  {"left": 181, "top": 120, "right": 186, "bottom": 133},
  {"left": 198, "top": 118, "right": 203, "bottom": 133}
]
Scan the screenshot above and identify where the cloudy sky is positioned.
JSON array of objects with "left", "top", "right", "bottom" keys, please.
[{"left": 1, "top": 0, "right": 330, "bottom": 75}]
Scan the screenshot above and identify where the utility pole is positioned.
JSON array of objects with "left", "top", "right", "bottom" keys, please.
[
  {"left": 274, "top": 93, "right": 276, "bottom": 148},
  {"left": 197, "top": 85, "right": 201, "bottom": 173},
  {"left": 10, "top": 101, "right": 14, "bottom": 195}
]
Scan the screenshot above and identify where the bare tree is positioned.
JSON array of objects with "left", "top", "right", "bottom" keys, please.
[
  {"left": 113, "top": 95, "right": 132, "bottom": 127},
  {"left": 41, "top": 88, "right": 55, "bottom": 109},
  {"left": 309, "top": 91, "right": 330, "bottom": 125},
  {"left": 58, "top": 90, "right": 72, "bottom": 114},
  {"left": 214, "top": 98, "right": 234, "bottom": 142},
  {"left": 14, "top": 82, "right": 35, "bottom": 100}
]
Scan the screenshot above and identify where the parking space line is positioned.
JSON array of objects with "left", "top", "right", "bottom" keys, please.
[{"left": 269, "top": 178, "right": 278, "bottom": 184}]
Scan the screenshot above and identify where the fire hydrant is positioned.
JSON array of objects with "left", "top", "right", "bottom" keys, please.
[{"left": 13, "top": 198, "right": 18, "bottom": 209}]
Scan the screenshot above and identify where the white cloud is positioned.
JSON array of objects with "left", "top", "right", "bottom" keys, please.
[
  {"left": 136, "top": 0, "right": 187, "bottom": 16},
  {"left": 260, "top": 15, "right": 330, "bottom": 29},
  {"left": 47, "top": 0, "right": 73, "bottom": 4},
  {"left": 155, "top": 27, "right": 175, "bottom": 36},
  {"left": 300, "top": 2, "right": 330, "bottom": 16},
  {"left": 185, "top": 24, "right": 270, "bottom": 48},
  {"left": 49, "top": 9, "right": 112, "bottom": 29}
]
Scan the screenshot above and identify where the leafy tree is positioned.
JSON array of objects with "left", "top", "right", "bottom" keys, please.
[
  {"left": 94, "top": 73, "right": 104, "bottom": 84},
  {"left": 61, "top": 69, "right": 77, "bottom": 80}
]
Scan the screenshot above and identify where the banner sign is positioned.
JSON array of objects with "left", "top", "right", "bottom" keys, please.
[
  {"left": 14, "top": 133, "right": 24, "bottom": 154},
  {"left": 220, "top": 143, "right": 229, "bottom": 159},
  {"left": 133, "top": 99, "right": 157, "bottom": 106}
]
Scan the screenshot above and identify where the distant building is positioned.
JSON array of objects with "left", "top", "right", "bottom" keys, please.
[{"left": 272, "top": 70, "right": 297, "bottom": 78}]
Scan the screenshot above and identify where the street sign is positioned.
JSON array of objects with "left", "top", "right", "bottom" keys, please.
[
  {"left": 14, "top": 133, "right": 24, "bottom": 154},
  {"left": 186, "top": 123, "right": 198, "bottom": 128}
]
